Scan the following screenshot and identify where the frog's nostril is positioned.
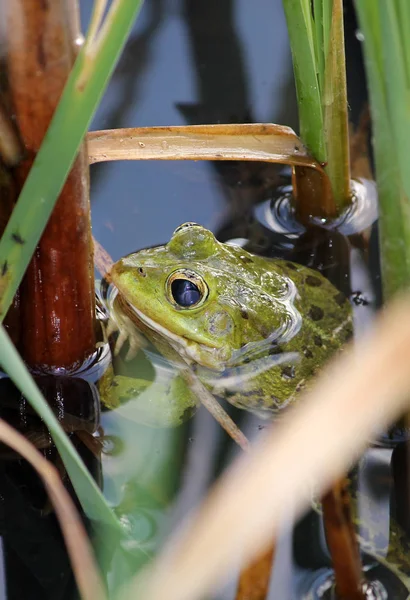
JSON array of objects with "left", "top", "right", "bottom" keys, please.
[{"left": 138, "top": 267, "right": 146, "bottom": 277}]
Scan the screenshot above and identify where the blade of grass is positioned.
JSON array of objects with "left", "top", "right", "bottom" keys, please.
[
  {"left": 0, "top": 0, "right": 144, "bottom": 321},
  {"left": 0, "top": 325, "right": 122, "bottom": 531},
  {"left": 355, "top": 0, "right": 410, "bottom": 298},
  {"left": 323, "top": 0, "right": 351, "bottom": 209},
  {"left": 181, "top": 367, "right": 250, "bottom": 452},
  {"left": 282, "top": 0, "right": 325, "bottom": 163},
  {"left": 321, "top": 0, "right": 332, "bottom": 60},
  {"left": 0, "top": 417, "right": 107, "bottom": 600},
  {"left": 378, "top": 1, "right": 410, "bottom": 200},
  {"left": 283, "top": 0, "right": 351, "bottom": 215},
  {"left": 313, "top": 0, "right": 324, "bottom": 91},
  {"left": 397, "top": 0, "right": 410, "bottom": 84}
]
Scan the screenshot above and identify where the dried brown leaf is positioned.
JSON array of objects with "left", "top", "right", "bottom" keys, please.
[{"left": 87, "top": 123, "right": 321, "bottom": 171}]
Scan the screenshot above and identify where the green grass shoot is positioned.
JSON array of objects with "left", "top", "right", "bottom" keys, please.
[
  {"left": 282, "top": 0, "right": 351, "bottom": 213},
  {"left": 355, "top": 0, "right": 410, "bottom": 299}
]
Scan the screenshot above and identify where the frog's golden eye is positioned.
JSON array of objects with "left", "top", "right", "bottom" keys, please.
[{"left": 166, "top": 269, "right": 208, "bottom": 309}]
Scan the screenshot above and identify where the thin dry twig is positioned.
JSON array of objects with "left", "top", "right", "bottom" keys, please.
[
  {"left": 0, "top": 418, "right": 107, "bottom": 600},
  {"left": 124, "top": 294, "right": 410, "bottom": 600},
  {"left": 182, "top": 368, "right": 250, "bottom": 452},
  {"left": 93, "top": 236, "right": 114, "bottom": 280}
]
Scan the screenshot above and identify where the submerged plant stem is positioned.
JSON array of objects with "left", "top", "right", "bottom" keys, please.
[
  {"left": 322, "top": 478, "right": 366, "bottom": 599},
  {"left": 0, "top": 325, "right": 122, "bottom": 531},
  {"left": 235, "top": 545, "right": 275, "bottom": 600}
]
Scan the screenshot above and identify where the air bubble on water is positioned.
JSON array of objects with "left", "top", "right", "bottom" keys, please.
[{"left": 355, "top": 30, "right": 365, "bottom": 42}]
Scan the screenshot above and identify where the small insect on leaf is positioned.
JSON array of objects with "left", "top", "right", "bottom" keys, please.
[{"left": 11, "top": 232, "right": 25, "bottom": 245}]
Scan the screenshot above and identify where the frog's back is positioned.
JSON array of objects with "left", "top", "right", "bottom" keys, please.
[
  {"left": 212, "top": 255, "right": 353, "bottom": 416},
  {"left": 272, "top": 258, "right": 353, "bottom": 347}
]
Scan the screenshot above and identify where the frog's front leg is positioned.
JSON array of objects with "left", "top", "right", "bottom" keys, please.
[
  {"left": 99, "top": 363, "right": 198, "bottom": 426},
  {"left": 105, "top": 312, "right": 146, "bottom": 360},
  {"left": 98, "top": 364, "right": 151, "bottom": 410}
]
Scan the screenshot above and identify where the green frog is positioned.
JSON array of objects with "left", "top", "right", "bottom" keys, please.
[
  {"left": 104, "top": 222, "right": 352, "bottom": 422},
  {"left": 102, "top": 223, "right": 410, "bottom": 590}
]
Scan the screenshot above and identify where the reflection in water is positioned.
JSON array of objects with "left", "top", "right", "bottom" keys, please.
[
  {"left": 294, "top": 449, "right": 410, "bottom": 598},
  {"left": 180, "top": 0, "right": 296, "bottom": 243},
  {"left": 87, "top": 0, "right": 296, "bottom": 252},
  {"left": 98, "top": 0, "right": 165, "bottom": 131}
]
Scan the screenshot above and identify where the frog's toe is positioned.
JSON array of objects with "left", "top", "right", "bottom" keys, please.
[
  {"left": 113, "top": 326, "right": 146, "bottom": 359},
  {"left": 114, "top": 329, "right": 129, "bottom": 356},
  {"left": 106, "top": 317, "right": 119, "bottom": 339},
  {"left": 106, "top": 312, "right": 146, "bottom": 358},
  {"left": 125, "top": 330, "right": 146, "bottom": 360}
]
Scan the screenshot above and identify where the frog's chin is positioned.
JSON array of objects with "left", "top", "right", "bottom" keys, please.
[{"left": 129, "top": 303, "right": 229, "bottom": 371}]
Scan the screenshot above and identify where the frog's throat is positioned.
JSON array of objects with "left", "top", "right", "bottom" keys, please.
[{"left": 128, "top": 303, "right": 229, "bottom": 370}]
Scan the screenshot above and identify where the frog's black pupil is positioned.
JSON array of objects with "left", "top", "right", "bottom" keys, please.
[{"left": 171, "top": 279, "right": 201, "bottom": 307}]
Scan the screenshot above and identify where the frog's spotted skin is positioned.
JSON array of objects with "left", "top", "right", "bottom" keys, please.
[{"left": 110, "top": 223, "right": 353, "bottom": 416}]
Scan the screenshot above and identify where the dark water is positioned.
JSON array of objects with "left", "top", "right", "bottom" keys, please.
[
  {"left": 3, "top": 1, "right": 407, "bottom": 599},
  {"left": 85, "top": 0, "right": 298, "bottom": 255}
]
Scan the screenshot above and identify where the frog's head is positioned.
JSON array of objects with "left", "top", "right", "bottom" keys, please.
[{"left": 111, "top": 223, "right": 288, "bottom": 370}]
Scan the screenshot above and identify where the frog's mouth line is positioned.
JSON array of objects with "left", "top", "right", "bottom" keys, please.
[{"left": 126, "top": 301, "right": 228, "bottom": 370}]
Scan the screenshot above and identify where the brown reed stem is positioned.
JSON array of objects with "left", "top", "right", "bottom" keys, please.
[
  {"left": 234, "top": 545, "right": 275, "bottom": 600},
  {"left": 4, "top": 0, "right": 95, "bottom": 367},
  {"left": 322, "top": 477, "right": 366, "bottom": 599}
]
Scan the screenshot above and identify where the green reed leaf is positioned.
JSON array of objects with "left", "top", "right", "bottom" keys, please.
[
  {"left": 355, "top": 0, "right": 410, "bottom": 298},
  {"left": 283, "top": 0, "right": 351, "bottom": 213},
  {"left": 0, "top": 0, "right": 144, "bottom": 320}
]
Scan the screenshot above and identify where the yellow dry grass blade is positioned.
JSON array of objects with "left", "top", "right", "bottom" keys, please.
[
  {"left": 87, "top": 123, "right": 335, "bottom": 217},
  {"left": 0, "top": 418, "right": 107, "bottom": 600},
  {"left": 87, "top": 123, "right": 324, "bottom": 172}
]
